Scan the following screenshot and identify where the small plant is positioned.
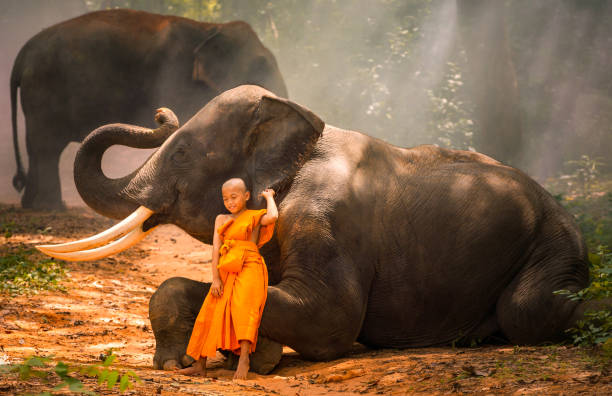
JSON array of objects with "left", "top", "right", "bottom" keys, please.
[
  {"left": 566, "top": 310, "right": 611, "bottom": 346},
  {"left": 0, "top": 250, "right": 67, "bottom": 295},
  {"left": 1, "top": 219, "right": 17, "bottom": 238},
  {"left": 0, "top": 350, "right": 140, "bottom": 395},
  {"left": 554, "top": 246, "right": 612, "bottom": 347}
]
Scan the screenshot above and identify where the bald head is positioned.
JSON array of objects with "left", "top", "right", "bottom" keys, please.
[
  {"left": 222, "top": 178, "right": 247, "bottom": 193},
  {"left": 221, "top": 178, "right": 250, "bottom": 214}
]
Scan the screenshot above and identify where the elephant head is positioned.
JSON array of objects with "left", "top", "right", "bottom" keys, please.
[
  {"left": 192, "top": 22, "right": 288, "bottom": 99},
  {"left": 42, "top": 85, "right": 323, "bottom": 259}
]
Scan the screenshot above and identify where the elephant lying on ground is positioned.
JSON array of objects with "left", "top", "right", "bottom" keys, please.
[
  {"left": 11, "top": 9, "right": 287, "bottom": 210},
  {"left": 39, "top": 85, "right": 597, "bottom": 374}
]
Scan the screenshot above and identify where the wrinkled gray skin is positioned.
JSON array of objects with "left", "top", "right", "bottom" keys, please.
[
  {"left": 75, "top": 85, "right": 594, "bottom": 374},
  {"left": 10, "top": 9, "right": 287, "bottom": 210}
]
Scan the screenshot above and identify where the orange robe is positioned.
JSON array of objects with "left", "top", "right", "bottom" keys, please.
[{"left": 186, "top": 209, "right": 273, "bottom": 359}]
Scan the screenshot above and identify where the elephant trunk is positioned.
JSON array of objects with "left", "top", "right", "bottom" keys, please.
[{"left": 74, "top": 108, "right": 179, "bottom": 219}]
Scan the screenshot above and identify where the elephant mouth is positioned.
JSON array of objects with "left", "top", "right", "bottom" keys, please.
[
  {"left": 36, "top": 206, "right": 157, "bottom": 261},
  {"left": 143, "top": 212, "right": 166, "bottom": 232}
]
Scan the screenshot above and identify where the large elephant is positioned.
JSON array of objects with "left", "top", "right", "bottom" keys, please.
[
  {"left": 10, "top": 9, "right": 287, "bottom": 210},
  {"left": 39, "top": 85, "right": 594, "bottom": 374}
]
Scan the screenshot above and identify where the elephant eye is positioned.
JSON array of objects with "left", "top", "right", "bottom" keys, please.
[{"left": 171, "top": 148, "right": 188, "bottom": 164}]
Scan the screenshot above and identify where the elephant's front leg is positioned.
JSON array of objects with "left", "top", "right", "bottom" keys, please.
[
  {"left": 259, "top": 253, "right": 369, "bottom": 361},
  {"left": 149, "top": 277, "right": 208, "bottom": 370},
  {"left": 148, "top": 276, "right": 282, "bottom": 374}
]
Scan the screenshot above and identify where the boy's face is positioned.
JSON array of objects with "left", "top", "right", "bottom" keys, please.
[{"left": 222, "top": 184, "right": 250, "bottom": 214}]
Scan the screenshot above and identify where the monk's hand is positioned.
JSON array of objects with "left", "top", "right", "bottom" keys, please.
[
  {"left": 211, "top": 278, "right": 223, "bottom": 297},
  {"left": 261, "top": 189, "right": 275, "bottom": 199}
]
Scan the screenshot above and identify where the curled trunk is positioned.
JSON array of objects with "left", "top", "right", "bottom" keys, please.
[{"left": 74, "top": 109, "right": 179, "bottom": 219}]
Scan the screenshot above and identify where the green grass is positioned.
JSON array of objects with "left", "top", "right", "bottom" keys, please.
[
  {"left": 0, "top": 351, "right": 141, "bottom": 395},
  {"left": 0, "top": 249, "right": 67, "bottom": 296}
]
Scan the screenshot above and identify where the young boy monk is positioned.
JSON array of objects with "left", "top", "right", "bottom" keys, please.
[{"left": 178, "top": 178, "right": 278, "bottom": 380}]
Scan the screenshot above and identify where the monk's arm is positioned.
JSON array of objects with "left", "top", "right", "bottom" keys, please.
[
  {"left": 211, "top": 215, "right": 223, "bottom": 283},
  {"left": 260, "top": 191, "right": 278, "bottom": 226}
]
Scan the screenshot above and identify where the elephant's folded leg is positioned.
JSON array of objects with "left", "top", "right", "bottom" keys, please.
[
  {"left": 149, "top": 277, "right": 209, "bottom": 370},
  {"left": 149, "top": 276, "right": 282, "bottom": 374},
  {"left": 496, "top": 216, "right": 590, "bottom": 344}
]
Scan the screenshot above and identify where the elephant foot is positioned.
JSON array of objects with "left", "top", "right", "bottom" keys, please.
[
  {"left": 162, "top": 359, "right": 180, "bottom": 371},
  {"left": 224, "top": 336, "right": 282, "bottom": 375},
  {"left": 154, "top": 349, "right": 186, "bottom": 371},
  {"left": 22, "top": 195, "right": 66, "bottom": 211}
]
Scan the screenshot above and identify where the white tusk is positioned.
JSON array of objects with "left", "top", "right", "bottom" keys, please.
[
  {"left": 36, "top": 206, "right": 153, "bottom": 254},
  {"left": 36, "top": 225, "right": 156, "bottom": 262}
]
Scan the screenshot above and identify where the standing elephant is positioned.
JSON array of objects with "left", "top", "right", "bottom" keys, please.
[
  {"left": 39, "top": 85, "right": 594, "bottom": 374},
  {"left": 10, "top": 9, "right": 287, "bottom": 210}
]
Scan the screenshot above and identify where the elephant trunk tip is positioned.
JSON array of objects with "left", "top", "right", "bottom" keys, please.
[{"left": 155, "top": 108, "right": 179, "bottom": 129}]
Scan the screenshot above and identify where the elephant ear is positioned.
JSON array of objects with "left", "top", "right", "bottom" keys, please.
[
  {"left": 246, "top": 95, "right": 325, "bottom": 205},
  {"left": 192, "top": 26, "right": 227, "bottom": 92},
  {"left": 192, "top": 23, "right": 251, "bottom": 93}
]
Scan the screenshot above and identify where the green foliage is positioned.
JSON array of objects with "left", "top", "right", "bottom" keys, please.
[
  {"left": 0, "top": 351, "right": 140, "bottom": 395},
  {"left": 566, "top": 155, "right": 605, "bottom": 196},
  {"left": 566, "top": 310, "right": 611, "bottom": 347},
  {"left": 0, "top": 250, "right": 67, "bottom": 296},
  {"left": 548, "top": 161, "right": 612, "bottom": 251},
  {"left": 1, "top": 219, "right": 17, "bottom": 238},
  {"left": 426, "top": 61, "right": 475, "bottom": 150},
  {"left": 554, "top": 246, "right": 612, "bottom": 346},
  {"left": 561, "top": 193, "right": 612, "bottom": 250}
]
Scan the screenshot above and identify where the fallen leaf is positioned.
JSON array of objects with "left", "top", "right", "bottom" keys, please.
[
  {"left": 377, "top": 372, "right": 403, "bottom": 386},
  {"left": 461, "top": 365, "right": 496, "bottom": 377},
  {"left": 319, "top": 369, "right": 365, "bottom": 384}
]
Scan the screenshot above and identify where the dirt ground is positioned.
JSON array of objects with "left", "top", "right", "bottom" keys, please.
[{"left": 0, "top": 204, "right": 610, "bottom": 395}]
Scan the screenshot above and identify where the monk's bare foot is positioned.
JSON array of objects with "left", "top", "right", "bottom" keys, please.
[
  {"left": 233, "top": 356, "right": 249, "bottom": 380},
  {"left": 177, "top": 359, "right": 206, "bottom": 377}
]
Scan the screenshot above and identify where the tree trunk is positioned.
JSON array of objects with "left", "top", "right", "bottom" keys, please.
[{"left": 457, "top": 0, "right": 523, "bottom": 165}]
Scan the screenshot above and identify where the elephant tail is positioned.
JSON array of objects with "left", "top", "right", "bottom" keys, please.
[{"left": 10, "top": 49, "right": 26, "bottom": 192}]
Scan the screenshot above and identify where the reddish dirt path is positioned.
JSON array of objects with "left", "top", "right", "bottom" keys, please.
[{"left": 0, "top": 205, "right": 610, "bottom": 395}]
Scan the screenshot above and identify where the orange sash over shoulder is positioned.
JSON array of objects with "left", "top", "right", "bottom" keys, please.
[{"left": 186, "top": 209, "right": 273, "bottom": 359}]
